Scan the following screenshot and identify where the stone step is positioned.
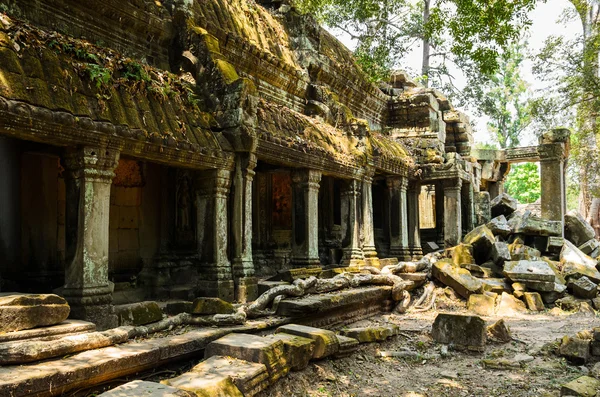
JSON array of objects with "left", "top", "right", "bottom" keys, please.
[
  {"left": 0, "top": 320, "right": 95, "bottom": 343},
  {"left": 339, "top": 325, "right": 400, "bottom": 343},
  {"left": 165, "top": 356, "right": 269, "bottom": 397},
  {"left": 204, "top": 333, "right": 289, "bottom": 384},
  {"left": 163, "top": 374, "right": 243, "bottom": 397},
  {"left": 334, "top": 335, "right": 359, "bottom": 358},
  {"left": 276, "top": 324, "right": 339, "bottom": 359},
  {"left": 99, "top": 380, "right": 194, "bottom": 396},
  {"left": 265, "top": 333, "right": 315, "bottom": 371}
]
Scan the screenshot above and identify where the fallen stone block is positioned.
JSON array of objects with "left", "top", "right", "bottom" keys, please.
[
  {"left": 99, "top": 380, "right": 194, "bottom": 396},
  {"left": 491, "top": 193, "right": 518, "bottom": 218},
  {"left": 115, "top": 301, "right": 163, "bottom": 326},
  {"left": 465, "top": 264, "right": 493, "bottom": 278},
  {"left": 165, "top": 301, "right": 193, "bottom": 315},
  {"left": 523, "top": 292, "right": 545, "bottom": 311},
  {"left": 431, "top": 313, "right": 486, "bottom": 351},
  {"left": 162, "top": 372, "right": 243, "bottom": 397},
  {"left": 593, "top": 297, "right": 600, "bottom": 311},
  {"left": 487, "top": 319, "right": 512, "bottom": 343},
  {"left": 591, "top": 341, "right": 600, "bottom": 357},
  {"left": 540, "top": 283, "right": 567, "bottom": 304},
  {"left": 487, "top": 215, "right": 511, "bottom": 237},
  {"left": 334, "top": 335, "right": 359, "bottom": 358},
  {"left": 512, "top": 213, "right": 562, "bottom": 237},
  {"left": 339, "top": 325, "right": 400, "bottom": 343},
  {"left": 556, "top": 295, "right": 593, "bottom": 312},
  {"left": 508, "top": 243, "right": 541, "bottom": 261},
  {"left": 543, "top": 257, "right": 567, "bottom": 284},
  {"left": 467, "top": 293, "right": 497, "bottom": 316},
  {"left": 572, "top": 276, "right": 598, "bottom": 299},
  {"left": 276, "top": 324, "right": 339, "bottom": 359},
  {"left": 561, "top": 240, "right": 600, "bottom": 283},
  {"left": 191, "top": 298, "right": 234, "bottom": 315},
  {"left": 521, "top": 279, "right": 556, "bottom": 292},
  {"left": 496, "top": 292, "right": 527, "bottom": 315},
  {"left": 481, "top": 278, "right": 511, "bottom": 294},
  {"left": 446, "top": 243, "right": 475, "bottom": 267},
  {"left": 547, "top": 236, "right": 565, "bottom": 255},
  {"left": 565, "top": 211, "right": 596, "bottom": 247},
  {"left": 579, "top": 238, "right": 600, "bottom": 257},
  {"left": 591, "top": 361, "right": 600, "bottom": 377},
  {"left": 204, "top": 333, "right": 288, "bottom": 383},
  {"left": 463, "top": 225, "right": 495, "bottom": 264},
  {"left": 561, "top": 376, "right": 600, "bottom": 397},
  {"left": 187, "top": 356, "right": 269, "bottom": 397},
  {"left": 423, "top": 241, "right": 440, "bottom": 253},
  {"left": 503, "top": 260, "right": 556, "bottom": 282},
  {"left": 432, "top": 260, "right": 484, "bottom": 299},
  {"left": 491, "top": 242, "right": 511, "bottom": 266},
  {"left": 0, "top": 293, "right": 70, "bottom": 333},
  {"left": 559, "top": 336, "right": 591, "bottom": 364},
  {"left": 265, "top": 333, "right": 315, "bottom": 371},
  {"left": 0, "top": 320, "right": 95, "bottom": 343}
]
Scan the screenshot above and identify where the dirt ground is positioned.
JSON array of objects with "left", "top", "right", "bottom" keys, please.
[{"left": 259, "top": 298, "right": 600, "bottom": 397}]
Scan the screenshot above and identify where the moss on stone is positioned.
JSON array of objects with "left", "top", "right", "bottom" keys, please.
[{"left": 215, "top": 59, "right": 239, "bottom": 84}]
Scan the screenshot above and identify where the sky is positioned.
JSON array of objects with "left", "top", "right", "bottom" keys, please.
[{"left": 327, "top": 0, "right": 582, "bottom": 146}]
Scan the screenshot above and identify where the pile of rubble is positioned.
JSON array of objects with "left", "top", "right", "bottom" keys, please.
[{"left": 433, "top": 193, "right": 600, "bottom": 314}]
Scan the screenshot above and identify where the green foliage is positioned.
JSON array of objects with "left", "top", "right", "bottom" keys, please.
[
  {"left": 121, "top": 60, "right": 151, "bottom": 82},
  {"left": 505, "top": 162, "right": 541, "bottom": 204},
  {"left": 82, "top": 63, "right": 112, "bottom": 89}
]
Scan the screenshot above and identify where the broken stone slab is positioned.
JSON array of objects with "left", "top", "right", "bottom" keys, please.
[
  {"left": 162, "top": 372, "right": 243, "bottom": 397},
  {"left": 520, "top": 279, "right": 556, "bottom": 292},
  {"left": 339, "top": 325, "right": 400, "bottom": 343},
  {"left": 512, "top": 213, "right": 562, "bottom": 237},
  {"left": 467, "top": 293, "right": 496, "bottom": 316},
  {"left": 115, "top": 301, "right": 163, "bottom": 326},
  {"left": 487, "top": 215, "right": 511, "bottom": 237},
  {"left": 543, "top": 257, "right": 567, "bottom": 284},
  {"left": 556, "top": 295, "right": 593, "bottom": 312},
  {"left": 165, "top": 301, "right": 193, "bottom": 315},
  {"left": 572, "top": 276, "right": 598, "bottom": 300},
  {"left": 204, "top": 333, "right": 288, "bottom": 384},
  {"left": 464, "top": 264, "right": 493, "bottom": 278},
  {"left": 579, "top": 238, "right": 600, "bottom": 257},
  {"left": 503, "top": 260, "right": 556, "bottom": 282},
  {"left": 187, "top": 356, "right": 270, "bottom": 397},
  {"left": 0, "top": 320, "right": 95, "bottom": 343},
  {"left": 487, "top": 319, "right": 512, "bottom": 343},
  {"left": 432, "top": 260, "right": 484, "bottom": 299},
  {"left": 446, "top": 243, "right": 475, "bottom": 267},
  {"left": 191, "top": 298, "right": 234, "bottom": 315},
  {"left": 540, "top": 283, "right": 568, "bottom": 304},
  {"left": 495, "top": 292, "right": 528, "bottom": 315},
  {"left": 561, "top": 376, "right": 600, "bottom": 397},
  {"left": 561, "top": 240, "right": 600, "bottom": 283},
  {"left": 0, "top": 293, "right": 70, "bottom": 333},
  {"left": 547, "top": 236, "right": 565, "bottom": 255},
  {"left": 565, "top": 211, "right": 596, "bottom": 247},
  {"left": 491, "top": 242, "right": 511, "bottom": 266},
  {"left": 462, "top": 225, "right": 495, "bottom": 264},
  {"left": 265, "top": 333, "right": 315, "bottom": 371},
  {"left": 523, "top": 292, "right": 545, "bottom": 311},
  {"left": 431, "top": 313, "right": 486, "bottom": 351},
  {"left": 481, "top": 278, "right": 511, "bottom": 294},
  {"left": 423, "top": 241, "right": 440, "bottom": 253},
  {"left": 334, "top": 335, "right": 359, "bottom": 358},
  {"left": 99, "top": 380, "right": 194, "bottom": 397},
  {"left": 276, "top": 324, "right": 339, "bottom": 359},
  {"left": 559, "top": 336, "right": 591, "bottom": 364},
  {"left": 491, "top": 193, "right": 518, "bottom": 218},
  {"left": 508, "top": 243, "right": 541, "bottom": 261}
]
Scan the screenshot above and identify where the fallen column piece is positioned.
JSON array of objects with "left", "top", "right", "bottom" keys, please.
[
  {"left": 0, "top": 293, "right": 70, "bottom": 333},
  {"left": 276, "top": 324, "right": 340, "bottom": 359}
]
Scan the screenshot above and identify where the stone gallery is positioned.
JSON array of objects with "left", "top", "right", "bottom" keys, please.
[{"left": 0, "top": 1, "right": 584, "bottom": 396}]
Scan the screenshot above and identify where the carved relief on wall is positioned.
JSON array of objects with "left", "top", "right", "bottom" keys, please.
[
  {"left": 272, "top": 173, "right": 292, "bottom": 230},
  {"left": 175, "top": 171, "right": 195, "bottom": 247}
]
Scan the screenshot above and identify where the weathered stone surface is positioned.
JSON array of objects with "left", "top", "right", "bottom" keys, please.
[
  {"left": 0, "top": 320, "right": 95, "bottom": 343},
  {"left": 481, "top": 278, "right": 512, "bottom": 294},
  {"left": 463, "top": 225, "right": 495, "bottom": 264},
  {"left": 115, "top": 301, "right": 163, "bottom": 326},
  {"left": 561, "top": 240, "right": 600, "bottom": 283},
  {"left": 204, "top": 333, "right": 289, "bottom": 383},
  {"left": 508, "top": 243, "right": 541, "bottom": 261},
  {"left": 512, "top": 213, "right": 562, "bottom": 237},
  {"left": 487, "top": 319, "right": 512, "bottom": 343},
  {"left": 266, "top": 333, "right": 315, "bottom": 371},
  {"left": 540, "top": 283, "right": 568, "bottom": 304},
  {"left": 543, "top": 258, "right": 567, "bottom": 284},
  {"left": 503, "top": 260, "right": 556, "bottom": 282},
  {"left": 432, "top": 260, "right": 484, "bottom": 299},
  {"left": 496, "top": 292, "right": 527, "bottom": 315},
  {"left": 188, "top": 356, "right": 269, "bottom": 397},
  {"left": 565, "top": 211, "right": 596, "bottom": 247},
  {"left": 334, "top": 335, "right": 359, "bottom": 358},
  {"left": 491, "top": 242, "right": 511, "bottom": 266},
  {"left": 276, "top": 324, "right": 339, "bottom": 359},
  {"left": 339, "top": 325, "right": 400, "bottom": 343},
  {"left": 431, "top": 313, "right": 486, "bottom": 351},
  {"left": 591, "top": 340, "right": 600, "bottom": 356},
  {"left": 191, "top": 298, "right": 234, "bottom": 315},
  {"left": 523, "top": 292, "right": 545, "bottom": 311},
  {"left": 487, "top": 215, "right": 511, "bottom": 237},
  {"left": 556, "top": 295, "right": 593, "bottom": 311},
  {"left": 446, "top": 244, "right": 475, "bottom": 267},
  {"left": 559, "top": 337, "right": 591, "bottom": 364},
  {"left": 99, "top": 380, "right": 194, "bottom": 397},
  {"left": 162, "top": 372, "right": 243, "bottom": 397},
  {"left": 547, "top": 236, "right": 565, "bottom": 254},
  {"left": 165, "top": 301, "right": 193, "bottom": 315},
  {"left": 561, "top": 376, "right": 600, "bottom": 397},
  {"left": 464, "top": 264, "right": 493, "bottom": 278},
  {"left": 0, "top": 293, "right": 70, "bottom": 333},
  {"left": 491, "top": 193, "right": 518, "bottom": 218},
  {"left": 467, "top": 293, "right": 496, "bottom": 316},
  {"left": 579, "top": 238, "right": 600, "bottom": 257},
  {"left": 572, "top": 276, "right": 598, "bottom": 299},
  {"left": 522, "top": 279, "right": 556, "bottom": 292}
]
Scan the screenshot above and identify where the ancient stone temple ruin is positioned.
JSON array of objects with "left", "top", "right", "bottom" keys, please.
[{"left": 0, "top": 0, "right": 571, "bottom": 330}]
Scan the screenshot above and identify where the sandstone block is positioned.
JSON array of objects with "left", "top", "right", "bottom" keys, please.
[
  {"left": 487, "top": 319, "right": 512, "bottom": 343},
  {"left": 496, "top": 292, "right": 527, "bottom": 315},
  {"left": 266, "top": 333, "right": 315, "bottom": 371},
  {"left": 591, "top": 341, "right": 600, "bottom": 357},
  {"left": 0, "top": 293, "right": 70, "bottom": 333},
  {"left": 276, "top": 324, "right": 339, "bottom": 359},
  {"left": 547, "top": 236, "right": 565, "bottom": 254},
  {"left": 561, "top": 240, "right": 600, "bottom": 284},
  {"left": 165, "top": 301, "right": 193, "bottom": 315},
  {"left": 339, "top": 325, "right": 400, "bottom": 343},
  {"left": 191, "top": 298, "right": 234, "bottom": 315},
  {"left": 431, "top": 313, "right": 486, "bottom": 351},
  {"left": 491, "top": 242, "right": 511, "bottom": 266},
  {"left": 490, "top": 193, "right": 518, "bottom": 218},
  {"left": 463, "top": 225, "right": 495, "bottom": 263},
  {"left": 162, "top": 372, "right": 243, "bottom": 397},
  {"left": 579, "top": 238, "right": 600, "bottom": 257},
  {"left": 115, "top": 301, "right": 163, "bottom": 326},
  {"left": 559, "top": 337, "right": 591, "bottom": 364},
  {"left": 487, "top": 215, "right": 511, "bottom": 237},
  {"left": 540, "top": 283, "right": 567, "bottom": 304},
  {"left": 512, "top": 213, "right": 562, "bottom": 237},
  {"left": 446, "top": 243, "right": 475, "bottom": 267},
  {"left": 334, "top": 335, "right": 359, "bottom": 358},
  {"left": 561, "top": 376, "right": 600, "bottom": 397},
  {"left": 204, "top": 333, "right": 288, "bottom": 383},
  {"left": 503, "top": 260, "right": 556, "bottom": 282},
  {"left": 523, "top": 292, "right": 545, "bottom": 311},
  {"left": 508, "top": 243, "right": 541, "bottom": 261},
  {"left": 565, "top": 211, "right": 596, "bottom": 246},
  {"left": 572, "top": 276, "right": 598, "bottom": 299},
  {"left": 467, "top": 293, "right": 496, "bottom": 316},
  {"left": 481, "top": 278, "right": 511, "bottom": 294},
  {"left": 432, "top": 260, "right": 484, "bottom": 299},
  {"left": 464, "top": 264, "right": 493, "bottom": 278},
  {"left": 100, "top": 380, "right": 194, "bottom": 397}
]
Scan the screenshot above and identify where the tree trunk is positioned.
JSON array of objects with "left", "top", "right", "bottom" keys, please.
[{"left": 421, "top": 0, "right": 431, "bottom": 86}]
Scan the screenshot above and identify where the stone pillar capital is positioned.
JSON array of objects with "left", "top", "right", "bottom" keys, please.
[
  {"left": 341, "top": 179, "right": 361, "bottom": 197},
  {"left": 196, "top": 169, "right": 232, "bottom": 198},
  {"left": 538, "top": 142, "right": 568, "bottom": 161},
  {"left": 386, "top": 176, "right": 408, "bottom": 191},
  {"left": 63, "top": 146, "right": 120, "bottom": 182},
  {"left": 292, "top": 169, "right": 322, "bottom": 190},
  {"left": 442, "top": 178, "right": 463, "bottom": 192}
]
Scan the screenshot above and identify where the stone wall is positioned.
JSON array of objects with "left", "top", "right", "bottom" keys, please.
[{"left": 0, "top": 136, "right": 21, "bottom": 291}]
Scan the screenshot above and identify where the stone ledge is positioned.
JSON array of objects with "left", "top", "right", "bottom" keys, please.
[{"left": 0, "top": 320, "right": 95, "bottom": 343}]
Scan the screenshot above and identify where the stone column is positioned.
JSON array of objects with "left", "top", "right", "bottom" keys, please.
[
  {"left": 291, "top": 169, "right": 322, "bottom": 268},
  {"left": 196, "top": 169, "right": 234, "bottom": 302},
  {"left": 62, "top": 146, "right": 120, "bottom": 330},
  {"left": 362, "top": 171, "right": 380, "bottom": 266},
  {"left": 462, "top": 181, "right": 475, "bottom": 233},
  {"left": 386, "top": 176, "right": 410, "bottom": 261},
  {"left": 539, "top": 143, "right": 567, "bottom": 223},
  {"left": 443, "top": 178, "right": 463, "bottom": 248},
  {"left": 341, "top": 179, "right": 365, "bottom": 266},
  {"left": 407, "top": 181, "right": 423, "bottom": 258},
  {"left": 232, "top": 154, "right": 257, "bottom": 303}
]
